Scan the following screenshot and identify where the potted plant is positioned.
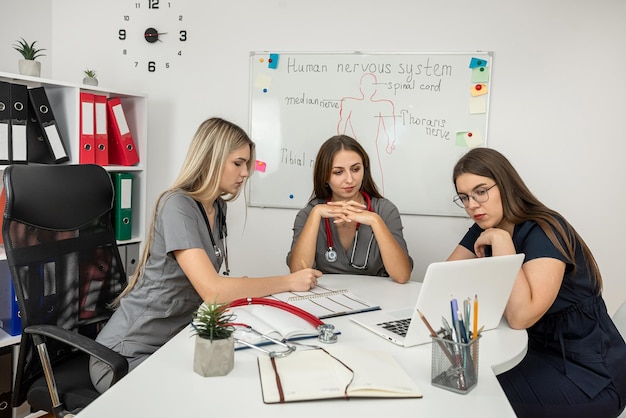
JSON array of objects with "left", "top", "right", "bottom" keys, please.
[
  {"left": 83, "top": 69, "right": 98, "bottom": 86},
  {"left": 13, "top": 38, "right": 46, "bottom": 77},
  {"left": 191, "top": 301, "right": 236, "bottom": 377}
]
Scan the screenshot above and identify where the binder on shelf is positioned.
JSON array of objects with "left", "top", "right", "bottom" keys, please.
[
  {"left": 118, "top": 242, "right": 140, "bottom": 278},
  {"left": 111, "top": 172, "right": 133, "bottom": 240},
  {"left": 0, "top": 261, "right": 21, "bottom": 337},
  {"left": 28, "top": 87, "right": 69, "bottom": 164},
  {"left": 125, "top": 242, "right": 139, "bottom": 276},
  {"left": 0, "top": 81, "right": 10, "bottom": 165},
  {"left": 0, "top": 188, "right": 4, "bottom": 244},
  {"left": 107, "top": 97, "right": 139, "bottom": 166},
  {"left": 9, "top": 83, "right": 28, "bottom": 164},
  {"left": 94, "top": 94, "right": 109, "bottom": 166},
  {"left": 26, "top": 98, "right": 56, "bottom": 164},
  {"left": 79, "top": 92, "right": 95, "bottom": 164}
]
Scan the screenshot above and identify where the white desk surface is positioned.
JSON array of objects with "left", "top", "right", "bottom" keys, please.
[{"left": 77, "top": 274, "right": 527, "bottom": 418}]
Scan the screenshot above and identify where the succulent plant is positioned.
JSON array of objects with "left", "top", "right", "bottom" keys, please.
[
  {"left": 13, "top": 38, "right": 46, "bottom": 60},
  {"left": 191, "top": 301, "right": 236, "bottom": 341}
]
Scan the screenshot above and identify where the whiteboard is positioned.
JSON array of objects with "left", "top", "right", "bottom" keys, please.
[{"left": 248, "top": 51, "right": 492, "bottom": 216}]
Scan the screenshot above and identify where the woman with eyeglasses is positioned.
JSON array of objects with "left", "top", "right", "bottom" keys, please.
[
  {"left": 90, "top": 118, "right": 322, "bottom": 393},
  {"left": 448, "top": 147, "right": 626, "bottom": 418},
  {"left": 286, "top": 135, "right": 413, "bottom": 283}
]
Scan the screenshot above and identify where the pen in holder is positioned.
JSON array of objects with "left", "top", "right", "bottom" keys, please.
[{"left": 430, "top": 335, "right": 480, "bottom": 394}]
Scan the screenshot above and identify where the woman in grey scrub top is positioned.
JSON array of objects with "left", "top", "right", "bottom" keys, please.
[
  {"left": 287, "top": 135, "right": 413, "bottom": 283},
  {"left": 90, "top": 118, "right": 322, "bottom": 393}
]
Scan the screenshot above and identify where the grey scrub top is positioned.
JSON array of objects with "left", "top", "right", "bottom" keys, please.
[
  {"left": 95, "top": 190, "right": 225, "bottom": 370},
  {"left": 287, "top": 197, "right": 413, "bottom": 277}
]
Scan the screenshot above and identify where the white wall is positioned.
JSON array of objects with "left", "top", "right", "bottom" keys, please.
[{"left": 2, "top": 0, "right": 625, "bottom": 314}]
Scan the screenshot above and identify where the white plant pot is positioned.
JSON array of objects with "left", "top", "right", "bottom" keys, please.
[
  {"left": 18, "top": 59, "right": 41, "bottom": 77},
  {"left": 193, "top": 336, "right": 234, "bottom": 377},
  {"left": 83, "top": 77, "right": 98, "bottom": 86}
]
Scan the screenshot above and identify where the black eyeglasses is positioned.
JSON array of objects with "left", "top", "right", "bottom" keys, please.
[{"left": 453, "top": 184, "right": 497, "bottom": 208}]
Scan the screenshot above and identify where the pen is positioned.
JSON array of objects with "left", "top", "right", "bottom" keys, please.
[
  {"left": 463, "top": 298, "right": 471, "bottom": 341},
  {"left": 457, "top": 310, "right": 468, "bottom": 344}
]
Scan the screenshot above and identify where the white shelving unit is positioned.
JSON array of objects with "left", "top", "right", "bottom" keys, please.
[
  {"left": 0, "top": 72, "right": 148, "bottom": 417},
  {"left": 0, "top": 71, "right": 148, "bottom": 251}
]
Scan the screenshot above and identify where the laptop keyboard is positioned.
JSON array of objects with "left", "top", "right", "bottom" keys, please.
[{"left": 378, "top": 318, "right": 412, "bottom": 337}]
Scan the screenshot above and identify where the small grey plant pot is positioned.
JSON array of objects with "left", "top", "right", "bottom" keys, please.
[
  {"left": 193, "top": 335, "right": 235, "bottom": 377},
  {"left": 83, "top": 77, "right": 98, "bottom": 86},
  {"left": 18, "top": 59, "right": 41, "bottom": 77}
]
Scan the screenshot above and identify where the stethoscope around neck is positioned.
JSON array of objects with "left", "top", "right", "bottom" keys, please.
[
  {"left": 324, "top": 191, "right": 374, "bottom": 269},
  {"left": 196, "top": 200, "right": 230, "bottom": 276}
]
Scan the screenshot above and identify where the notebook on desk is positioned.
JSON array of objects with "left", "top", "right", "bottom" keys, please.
[{"left": 350, "top": 254, "right": 524, "bottom": 347}]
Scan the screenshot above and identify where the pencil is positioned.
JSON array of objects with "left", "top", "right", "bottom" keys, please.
[
  {"left": 300, "top": 259, "right": 307, "bottom": 269},
  {"left": 418, "top": 309, "right": 456, "bottom": 365},
  {"left": 473, "top": 294, "right": 478, "bottom": 340}
]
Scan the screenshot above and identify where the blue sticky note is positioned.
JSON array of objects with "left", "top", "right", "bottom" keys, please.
[
  {"left": 469, "top": 57, "right": 488, "bottom": 68},
  {"left": 268, "top": 54, "right": 279, "bottom": 69}
]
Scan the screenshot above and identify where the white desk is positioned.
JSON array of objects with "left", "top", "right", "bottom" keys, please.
[{"left": 77, "top": 275, "right": 527, "bottom": 418}]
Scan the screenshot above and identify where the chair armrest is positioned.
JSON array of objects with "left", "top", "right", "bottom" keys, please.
[{"left": 24, "top": 324, "right": 128, "bottom": 385}]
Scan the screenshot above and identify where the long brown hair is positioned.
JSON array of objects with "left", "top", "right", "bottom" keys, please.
[
  {"left": 311, "top": 135, "right": 382, "bottom": 201},
  {"left": 453, "top": 147, "right": 602, "bottom": 292}
]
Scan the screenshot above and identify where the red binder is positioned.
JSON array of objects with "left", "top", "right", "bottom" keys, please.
[
  {"left": 79, "top": 92, "right": 95, "bottom": 164},
  {"left": 94, "top": 94, "right": 109, "bottom": 166},
  {"left": 106, "top": 97, "right": 139, "bottom": 166}
]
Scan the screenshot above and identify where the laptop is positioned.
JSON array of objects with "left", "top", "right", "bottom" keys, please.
[{"left": 350, "top": 254, "right": 524, "bottom": 347}]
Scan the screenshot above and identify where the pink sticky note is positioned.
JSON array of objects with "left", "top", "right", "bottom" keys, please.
[{"left": 255, "top": 160, "right": 267, "bottom": 172}]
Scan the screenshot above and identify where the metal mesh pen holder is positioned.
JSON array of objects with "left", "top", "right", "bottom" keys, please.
[{"left": 430, "top": 335, "right": 480, "bottom": 394}]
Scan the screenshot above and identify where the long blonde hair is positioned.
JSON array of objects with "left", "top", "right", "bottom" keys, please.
[{"left": 113, "top": 118, "right": 255, "bottom": 306}]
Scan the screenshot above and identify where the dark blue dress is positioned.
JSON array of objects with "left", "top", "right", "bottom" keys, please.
[{"left": 459, "top": 221, "right": 626, "bottom": 417}]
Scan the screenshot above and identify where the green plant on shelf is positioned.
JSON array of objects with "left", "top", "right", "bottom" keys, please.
[
  {"left": 84, "top": 69, "right": 97, "bottom": 79},
  {"left": 13, "top": 38, "right": 46, "bottom": 60}
]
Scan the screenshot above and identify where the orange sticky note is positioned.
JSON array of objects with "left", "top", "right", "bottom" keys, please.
[{"left": 470, "top": 83, "right": 488, "bottom": 97}]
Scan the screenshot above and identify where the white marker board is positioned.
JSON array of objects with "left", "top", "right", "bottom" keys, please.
[{"left": 248, "top": 51, "right": 492, "bottom": 216}]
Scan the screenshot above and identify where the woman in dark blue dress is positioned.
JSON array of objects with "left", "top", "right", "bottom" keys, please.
[{"left": 447, "top": 147, "right": 626, "bottom": 417}]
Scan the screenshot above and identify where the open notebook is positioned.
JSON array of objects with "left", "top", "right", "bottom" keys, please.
[
  {"left": 257, "top": 345, "right": 422, "bottom": 403},
  {"left": 350, "top": 254, "right": 524, "bottom": 347}
]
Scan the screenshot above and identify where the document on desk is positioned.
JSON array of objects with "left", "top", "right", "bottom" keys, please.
[
  {"left": 269, "top": 285, "right": 380, "bottom": 319},
  {"left": 230, "top": 304, "right": 322, "bottom": 350},
  {"left": 257, "top": 345, "right": 422, "bottom": 403}
]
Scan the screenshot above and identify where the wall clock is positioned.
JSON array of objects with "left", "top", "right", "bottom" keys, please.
[{"left": 117, "top": 0, "right": 188, "bottom": 72}]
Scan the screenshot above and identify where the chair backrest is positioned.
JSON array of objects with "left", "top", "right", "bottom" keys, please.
[
  {"left": 1, "top": 164, "right": 127, "bottom": 407},
  {"left": 614, "top": 301, "right": 626, "bottom": 341}
]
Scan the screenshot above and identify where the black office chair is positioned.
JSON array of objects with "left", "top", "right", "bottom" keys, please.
[{"left": 2, "top": 164, "right": 129, "bottom": 417}]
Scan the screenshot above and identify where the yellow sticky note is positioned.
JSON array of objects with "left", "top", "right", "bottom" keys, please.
[
  {"left": 469, "top": 96, "right": 487, "bottom": 114},
  {"left": 465, "top": 131, "right": 484, "bottom": 148},
  {"left": 255, "top": 74, "right": 272, "bottom": 91}
]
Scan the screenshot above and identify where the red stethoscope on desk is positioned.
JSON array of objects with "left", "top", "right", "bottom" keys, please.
[
  {"left": 229, "top": 297, "right": 338, "bottom": 357},
  {"left": 324, "top": 191, "right": 374, "bottom": 269}
]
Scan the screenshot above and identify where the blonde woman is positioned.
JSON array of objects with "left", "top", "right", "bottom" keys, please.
[{"left": 90, "top": 118, "right": 321, "bottom": 393}]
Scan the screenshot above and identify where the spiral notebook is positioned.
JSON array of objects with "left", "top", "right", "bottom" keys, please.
[{"left": 269, "top": 285, "right": 380, "bottom": 319}]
